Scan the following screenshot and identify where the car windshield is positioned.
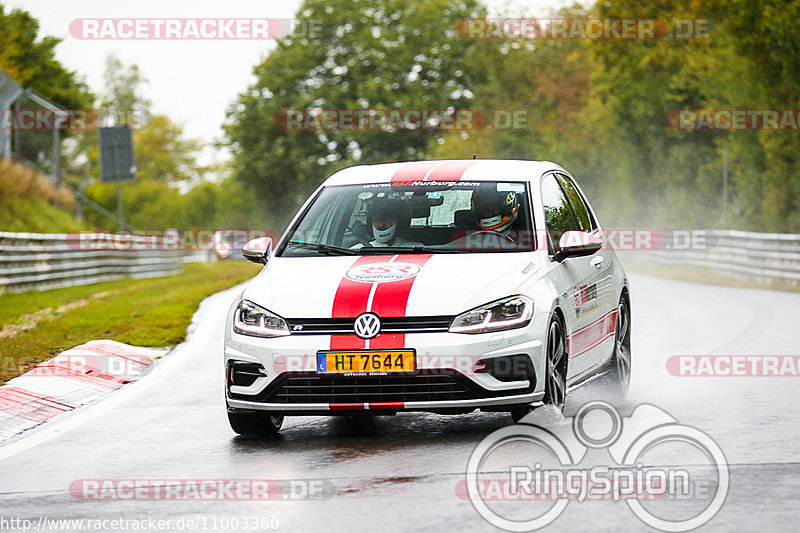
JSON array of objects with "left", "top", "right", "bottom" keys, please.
[{"left": 279, "top": 181, "right": 536, "bottom": 256}]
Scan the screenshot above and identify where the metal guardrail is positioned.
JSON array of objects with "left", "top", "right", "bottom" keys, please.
[
  {"left": 4, "top": 229, "right": 797, "bottom": 293},
  {"left": 0, "top": 231, "right": 185, "bottom": 294},
  {"left": 617, "top": 229, "right": 800, "bottom": 285}
]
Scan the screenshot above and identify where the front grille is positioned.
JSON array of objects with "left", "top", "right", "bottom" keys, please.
[
  {"left": 268, "top": 375, "right": 472, "bottom": 403},
  {"left": 242, "top": 372, "right": 533, "bottom": 404},
  {"left": 285, "top": 315, "right": 453, "bottom": 335}
]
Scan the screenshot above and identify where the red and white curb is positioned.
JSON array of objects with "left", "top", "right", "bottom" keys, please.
[{"left": 0, "top": 340, "right": 167, "bottom": 443}]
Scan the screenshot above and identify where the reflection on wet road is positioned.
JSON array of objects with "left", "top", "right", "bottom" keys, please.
[{"left": 2, "top": 273, "right": 799, "bottom": 532}]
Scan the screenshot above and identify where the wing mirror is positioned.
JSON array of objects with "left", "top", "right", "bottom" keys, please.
[
  {"left": 553, "top": 231, "right": 602, "bottom": 262},
  {"left": 242, "top": 237, "right": 273, "bottom": 265}
]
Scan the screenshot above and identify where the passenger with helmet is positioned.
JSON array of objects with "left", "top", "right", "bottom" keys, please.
[
  {"left": 351, "top": 195, "right": 423, "bottom": 249},
  {"left": 447, "top": 186, "right": 521, "bottom": 249}
]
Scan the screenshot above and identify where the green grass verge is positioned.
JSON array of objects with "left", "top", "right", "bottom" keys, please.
[
  {"left": 0, "top": 195, "right": 89, "bottom": 233},
  {"left": 0, "top": 261, "right": 260, "bottom": 384}
]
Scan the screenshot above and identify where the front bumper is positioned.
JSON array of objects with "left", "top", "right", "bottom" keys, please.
[{"left": 224, "top": 313, "right": 549, "bottom": 415}]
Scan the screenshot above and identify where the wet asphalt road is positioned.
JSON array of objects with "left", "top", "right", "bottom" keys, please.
[{"left": 1, "top": 272, "right": 799, "bottom": 532}]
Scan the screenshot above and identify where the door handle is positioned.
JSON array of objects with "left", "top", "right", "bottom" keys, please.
[{"left": 591, "top": 256, "right": 604, "bottom": 269}]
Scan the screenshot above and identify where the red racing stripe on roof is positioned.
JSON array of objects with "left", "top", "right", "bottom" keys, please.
[
  {"left": 390, "top": 161, "right": 440, "bottom": 182},
  {"left": 425, "top": 160, "right": 477, "bottom": 181}
]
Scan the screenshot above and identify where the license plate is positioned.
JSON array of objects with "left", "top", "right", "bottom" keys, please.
[{"left": 316, "top": 351, "right": 416, "bottom": 374}]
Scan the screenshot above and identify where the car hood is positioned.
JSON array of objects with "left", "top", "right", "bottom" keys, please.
[{"left": 242, "top": 253, "right": 541, "bottom": 318}]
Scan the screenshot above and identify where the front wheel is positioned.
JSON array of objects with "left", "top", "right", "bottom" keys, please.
[
  {"left": 228, "top": 408, "right": 284, "bottom": 436},
  {"left": 604, "top": 294, "right": 631, "bottom": 397},
  {"left": 509, "top": 316, "right": 566, "bottom": 422},
  {"left": 543, "top": 315, "right": 567, "bottom": 410}
]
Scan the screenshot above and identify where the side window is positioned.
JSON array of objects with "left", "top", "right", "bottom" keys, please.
[
  {"left": 556, "top": 173, "right": 594, "bottom": 231},
  {"left": 541, "top": 174, "right": 579, "bottom": 252}
]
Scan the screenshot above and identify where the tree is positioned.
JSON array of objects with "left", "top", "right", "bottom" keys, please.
[
  {"left": 225, "top": 0, "right": 490, "bottom": 227},
  {"left": 704, "top": 0, "right": 800, "bottom": 231},
  {"left": 99, "top": 55, "right": 151, "bottom": 122},
  {"left": 0, "top": 5, "right": 92, "bottom": 110},
  {"left": 80, "top": 56, "right": 213, "bottom": 228},
  {"left": 133, "top": 115, "right": 205, "bottom": 184}
]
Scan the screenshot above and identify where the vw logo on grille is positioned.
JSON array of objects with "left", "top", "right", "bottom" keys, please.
[{"left": 354, "top": 312, "right": 381, "bottom": 339}]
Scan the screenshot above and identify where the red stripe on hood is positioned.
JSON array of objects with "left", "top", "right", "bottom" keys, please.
[
  {"left": 368, "top": 254, "right": 433, "bottom": 349},
  {"left": 330, "top": 255, "right": 392, "bottom": 349}
]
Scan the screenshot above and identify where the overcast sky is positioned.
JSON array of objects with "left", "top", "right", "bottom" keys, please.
[{"left": 7, "top": 0, "right": 571, "bottom": 161}]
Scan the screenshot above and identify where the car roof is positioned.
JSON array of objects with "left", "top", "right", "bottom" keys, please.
[{"left": 323, "top": 159, "right": 567, "bottom": 186}]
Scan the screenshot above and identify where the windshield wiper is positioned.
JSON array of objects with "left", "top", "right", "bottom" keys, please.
[
  {"left": 358, "top": 245, "right": 469, "bottom": 254},
  {"left": 287, "top": 241, "right": 357, "bottom": 255}
]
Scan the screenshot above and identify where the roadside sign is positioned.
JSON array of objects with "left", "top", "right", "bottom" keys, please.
[{"left": 99, "top": 125, "right": 135, "bottom": 182}]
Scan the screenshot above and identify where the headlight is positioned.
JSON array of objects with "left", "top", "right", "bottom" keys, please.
[
  {"left": 233, "top": 300, "right": 290, "bottom": 338},
  {"left": 449, "top": 295, "right": 533, "bottom": 334}
]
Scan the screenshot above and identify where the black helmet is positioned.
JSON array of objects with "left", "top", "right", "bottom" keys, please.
[
  {"left": 471, "top": 187, "right": 520, "bottom": 231},
  {"left": 368, "top": 195, "right": 408, "bottom": 219}
]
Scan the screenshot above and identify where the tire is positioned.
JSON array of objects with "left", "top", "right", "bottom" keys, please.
[
  {"left": 510, "top": 317, "right": 567, "bottom": 423},
  {"left": 605, "top": 294, "right": 631, "bottom": 397},
  {"left": 543, "top": 315, "right": 567, "bottom": 410},
  {"left": 227, "top": 408, "right": 284, "bottom": 436}
]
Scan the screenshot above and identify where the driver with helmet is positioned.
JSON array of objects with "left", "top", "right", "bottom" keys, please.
[{"left": 351, "top": 195, "right": 423, "bottom": 249}]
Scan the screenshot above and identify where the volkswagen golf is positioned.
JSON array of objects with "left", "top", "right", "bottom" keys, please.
[{"left": 224, "top": 159, "right": 631, "bottom": 435}]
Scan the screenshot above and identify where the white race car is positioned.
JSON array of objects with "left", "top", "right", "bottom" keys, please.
[{"left": 224, "top": 159, "right": 630, "bottom": 435}]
